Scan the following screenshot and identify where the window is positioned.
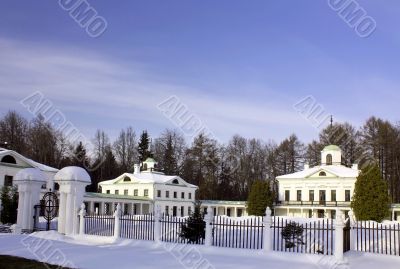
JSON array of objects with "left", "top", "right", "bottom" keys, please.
[
  {"left": 157, "top": 190, "right": 161, "bottom": 198},
  {"left": 326, "top": 154, "right": 332, "bottom": 165},
  {"left": 124, "top": 189, "right": 128, "bottom": 196},
  {"left": 319, "top": 171, "right": 326, "bottom": 176},
  {"left": 331, "top": 190, "right": 336, "bottom": 202},
  {"left": 134, "top": 189, "right": 138, "bottom": 196},
  {"left": 181, "top": 206, "right": 185, "bottom": 217},
  {"left": 165, "top": 206, "right": 169, "bottom": 216},
  {"left": 297, "top": 190, "right": 302, "bottom": 201},
  {"left": 173, "top": 192, "right": 177, "bottom": 198},
  {"left": 189, "top": 193, "right": 192, "bottom": 199},
  {"left": 181, "top": 192, "right": 185, "bottom": 199},
  {"left": 309, "top": 190, "right": 314, "bottom": 201},
  {"left": 144, "top": 189, "right": 149, "bottom": 197},
  {"left": 115, "top": 190, "right": 119, "bottom": 195},
  {"left": 106, "top": 190, "right": 110, "bottom": 194},
  {"left": 172, "top": 179, "right": 179, "bottom": 184},
  {"left": 319, "top": 190, "right": 326, "bottom": 205},
  {"left": 4, "top": 175, "right": 13, "bottom": 187},
  {"left": 173, "top": 206, "right": 177, "bottom": 217},
  {"left": 1, "top": 155, "right": 16, "bottom": 164},
  {"left": 345, "top": 190, "right": 351, "bottom": 202},
  {"left": 123, "top": 176, "right": 131, "bottom": 182},
  {"left": 188, "top": 206, "right": 192, "bottom": 215},
  {"left": 166, "top": 191, "right": 170, "bottom": 198},
  {"left": 285, "top": 190, "right": 290, "bottom": 202}
]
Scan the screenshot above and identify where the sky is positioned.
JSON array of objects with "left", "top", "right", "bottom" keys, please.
[{"left": 0, "top": 0, "right": 399, "bottom": 145}]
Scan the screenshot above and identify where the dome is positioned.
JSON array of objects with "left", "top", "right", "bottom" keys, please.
[
  {"left": 322, "top": 145, "right": 341, "bottom": 151},
  {"left": 55, "top": 166, "right": 91, "bottom": 183},
  {"left": 15, "top": 168, "right": 47, "bottom": 183}
]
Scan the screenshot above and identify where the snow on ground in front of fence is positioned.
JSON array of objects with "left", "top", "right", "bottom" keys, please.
[{"left": 0, "top": 232, "right": 399, "bottom": 269}]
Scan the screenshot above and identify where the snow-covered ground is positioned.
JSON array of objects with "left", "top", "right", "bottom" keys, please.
[{"left": 0, "top": 232, "right": 399, "bottom": 269}]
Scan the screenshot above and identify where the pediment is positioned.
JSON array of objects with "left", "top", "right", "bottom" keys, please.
[{"left": 306, "top": 168, "right": 338, "bottom": 178}]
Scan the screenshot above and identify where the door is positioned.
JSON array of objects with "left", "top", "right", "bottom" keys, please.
[{"left": 319, "top": 190, "right": 326, "bottom": 205}]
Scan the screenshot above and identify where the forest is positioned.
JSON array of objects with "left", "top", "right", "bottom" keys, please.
[{"left": 0, "top": 110, "right": 399, "bottom": 203}]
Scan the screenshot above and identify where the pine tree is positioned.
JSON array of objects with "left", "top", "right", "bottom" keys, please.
[
  {"left": 179, "top": 201, "right": 205, "bottom": 244},
  {"left": 0, "top": 186, "right": 17, "bottom": 224},
  {"left": 163, "top": 134, "right": 177, "bottom": 175},
  {"left": 351, "top": 164, "right": 390, "bottom": 222},
  {"left": 246, "top": 180, "right": 273, "bottom": 216},
  {"left": 71, "top": 141, "right": 90, "bottom": 168},
  {"left": 138, "top": 131, "right": 151, "bottom": 162}
]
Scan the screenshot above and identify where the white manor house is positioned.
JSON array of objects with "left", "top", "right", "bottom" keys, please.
[{"left": 275, "top": 145, "right": 359, "bottom": 219}]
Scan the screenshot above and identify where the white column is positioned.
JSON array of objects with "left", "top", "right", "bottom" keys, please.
[
  {"left": 154, "top": 205, "right": 162, "bottom": 243},
  {"left": 65, "top": 191, "right": 73, "bottom": 235},
  {"left": 335, "top": 210, "right": 345, "bottom": 261},
  {"left": 263, "top": 207, "right": 273, "bottom": 253},
  {"left": 140, "top": 203, "right": 143, "bottom": 215},
  {"left": 16, "top": 191, "right": 25, "bottom": 230},
  {"left": 204, "top": 211, "right": 213, "bottom": 247},
  {"left": 79, "top": 203, "right": 86, "bottom": 235},
  {"left": 113, "top": 203, "right": 121, "bottom": 239},
  {"left": 58, "top": 191, "right": 67, "bottom": 234}
]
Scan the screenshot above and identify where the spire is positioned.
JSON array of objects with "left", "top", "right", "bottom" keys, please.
[{"left": 330, "top": 115, "right": 333, "bottom": 129}]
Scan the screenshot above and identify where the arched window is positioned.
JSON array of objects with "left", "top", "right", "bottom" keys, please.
[
  {"left": 123, "top": 176, "right": 131, "bottom": 182},
  {"left": 172, "top": 179, "right": 179, "bottom": 184},
  {"left": 319, "top": 171, "right": 326, "bottom": 176},
  {"left": 326, "top": 154, "right": 332, "bottom": 165},
  {"left": 143, "top": 163, "right": 148, "bottom": 171},
  {"left": 1, "top": 155, "right": 16, "bottom": 164}
]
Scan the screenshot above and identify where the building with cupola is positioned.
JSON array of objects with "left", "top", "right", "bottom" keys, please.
[{"left": 274, "top": 145, "right": 359, "bottom": 219}]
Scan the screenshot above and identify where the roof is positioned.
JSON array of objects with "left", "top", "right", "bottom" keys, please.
[
  {"left": 15, "top": 168, "right": 47, "bottom": 183},
  {"left": 84, "top": 192, "right": 151, "bottom": 201},
  {"left": 0, "top": 149, "right": 58, "bottom": 173},
  {"left": 276, "top": 164, "right": 358, "bottom": 179},
  {"left": 99, "top": 172, "right": 198, "bottom": 188},
  {"left": 323, "top": 145, "right": 341, "bottom": 151},
  {"left": 200, "top": 200, "right": 246, "bottom": 206},
  {"left": 55, "top": 166, "right": 91, "bottom": 183}
]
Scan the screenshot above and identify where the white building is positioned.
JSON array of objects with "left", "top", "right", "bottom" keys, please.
[
  {"left": 98, "top": 158, "right": 198, "bottom": 217},
  {"left": 275, "top": 145, "right": 358, "bottom": 219}
]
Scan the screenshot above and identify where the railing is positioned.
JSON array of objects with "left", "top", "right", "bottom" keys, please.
[
  {"left": 272, "top": 217, "right": 335, "bottom": 255},
  {"left": 275, "top": 201, "right": 351, "bottom": 207},
  {"left": 120, "top": 214, "right": 154, "bottom": 241},
  {"left": 354, "top": 221, "right": 400, "bottom": 256},
  {"left": 212, "top": 216, "right": 264, "bottom": 249},
  {"left": 84, "top": 214, "right": 115, "bottom": 236},
  {"left": 160, "top": 215, "right": 204, "bottom": 244}
]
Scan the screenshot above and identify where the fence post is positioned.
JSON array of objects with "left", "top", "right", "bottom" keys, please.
[
  {"left": 348, "top": 210, "right": 355, "bottom": 251},
  {"left": 263, "top": 207, "right": 273, "bottom": 253},
  {"left": 78, "top": 203, "right": 86, "bottom": 235},
  {"left": 154, "top": 205, "right": 162, "bottom": 243},
  {"left": 204, "top": 211, "right": 213, "bottom": 247},
  {"left": 113, "top": 203, "right": 121, "bottom": 240},
  {"left": 335, "top": 210, "right": 345, "bottom": 261}
]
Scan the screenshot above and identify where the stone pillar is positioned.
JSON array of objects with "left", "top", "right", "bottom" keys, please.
[
  {"left": 79, "top": 203, "right": 86, "bottom": 235},
  {"left": 55, "top": 167, "right": 91, "bottom": 236},
  {"left": 14, "top": 168, "right": 47, "bottom": 232},
  {"left": 335, "top": 210, "right": 345, "bottom": 261},
  {"left": 113, "top": 203, "right": 121, "bottom": 239},
  {"left": 154, "top": 205, "right": 162, "bottom": 243},
  {"left": 204, "top": 211, "right": 213, "bottom": 247},
  {"left": 263, "top": 207, "right": 273, "bottom": 253}
]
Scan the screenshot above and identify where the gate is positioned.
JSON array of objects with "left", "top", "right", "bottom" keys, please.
[{"left": 33, "top": 191, "right": 59, "bottom": 231}]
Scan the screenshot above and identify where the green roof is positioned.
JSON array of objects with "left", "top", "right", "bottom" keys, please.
[
  {"left": 200, "top": 200, "right": 246, "bottom": 206},
  {"left": 144, "top": 157, "right": 156, "bottom": 163},
  {"left": 84, "top": 192, "right": 151, "bottom": 201},
  {"left": 323, "top": 145, "right": 341, "bottom": 151}
]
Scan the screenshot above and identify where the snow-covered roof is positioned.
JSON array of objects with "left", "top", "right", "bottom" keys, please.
[
  {"left": 84, "top": 192, "right": 151, "bottom": 201},
  {"left": 0, "top": 149, "right": 59, "bottom": 173},
  {"left": 55, "top": 166, "right": 91, "bottom": 183},
  {"left": 276, "top": 164, "right": 359, "bottom": 180},
  {"left": 200, "top": 200, "right": 246, "bottom": 206},
  {"left": 15, "top": 168, "right": 47, "bottom": 183},
  {"left": 99, "top": 171, "right": 198, "bottom": 188}
]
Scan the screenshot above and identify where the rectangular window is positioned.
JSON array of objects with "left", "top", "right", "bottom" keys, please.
[
  {"left": 297, "top": 190, "right": 302, "bottom": 201},
  {"left": 189, "top": 193, "right": 192, "bottom": 199},
  {"left": 188, "top": 206, "right": 192, "bottom": 215},
  {"left": 106, "top": 190, "right": 110, "bottom": 194},
  {"left": 345, "top": 190, "right": 351, "bottom": 202},
  {"left": 134, "top": 189, "right": 138, "bottom": 196},
  {"left": 4, "top": 175, "right": 13, "bottom": 187},
  {"left": 173, "top": 191, "right": 177, "bottom": 198},
  {"left": 157, "top": 190, "right": 161, "bottom": 198},
  {"left": 331, "top": 190, "right": 337, "bottom": 202},
  {"left": 181, "top": 192, "right": 185, "bottom": 199},
  {"left": 309, "top": 190, "right": 314, "bottom": 201},
  {"left": 115, "top": 190, "right": 119, "bottom": 195},
  {"left": 285, "top": 190, "right": 290, "bottom": 202},
  {"left": 165, "top": 206, "right": 169, "bottom": 216},
  {"left": 319, "top": 190, "right": 326, "bottom": 205},
  {"left": 124, "top": 189, "right": 128, "bottom": 196},
  {"left": 144, "top": 189, "right": 149, "bottom": 197},
  {"left": 181, "top": 206, "right": 185, "bottom": 217},
  {"left": 166, "top": 191, "right": 170, "bottom": 198}
]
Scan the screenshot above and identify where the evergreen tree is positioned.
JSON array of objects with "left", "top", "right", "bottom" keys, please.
[
  {"left": 71, "top": 141, "right": 90, "bottom": 168},
  {"left": 281, "top": 222, "right": 304, "bottom": 249},
  {"left": 179, "top": 201, "right": 205, "bottom": 244},
  {"left": 162, "top": 134, "right": 177, "bottom": 175},
  {"left": 0, "top": 186, "right": 18, "bottom": 224},
  {"left": 138, "top": 131, "right": 151, "bottom": 162},
  {"left": 351, "top": 164, "right": 390, "bottom": 222},
  {"left": 246, "top": 180, "right": 273, "bottom": 216}
]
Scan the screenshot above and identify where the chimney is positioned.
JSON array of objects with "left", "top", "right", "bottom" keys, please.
[
  {"left": 304, "top": 163, "right": 310, "bottom": 170},
  {"left": 134, "top": 164, "right": 140, "bottom": 174},
  {"left": 352, "top": 163, "right": 358, "bottom": 170}
]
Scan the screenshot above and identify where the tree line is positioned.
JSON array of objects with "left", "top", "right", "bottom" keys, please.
[{"left": 1, "top": 111, "right": 399, "bottom": 202}]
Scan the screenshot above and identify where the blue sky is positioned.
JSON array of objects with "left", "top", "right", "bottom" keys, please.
[{"left": 0, "top": 0, "right": 399, "bottom": 145}]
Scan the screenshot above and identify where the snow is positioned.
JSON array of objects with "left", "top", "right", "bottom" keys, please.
[
  {"left": 0, "top": 149, "right": 58, "bottom": 172},
  {"left": 276, "top": 164, "right": 358, "bottom": 179},
  {"left": 55, "top": 166, "right": 91, "bottom": 183},
  {"left": 0, "top": 232, "right": 399, "bottom": 269},
  {"left": 14, "top": 168, "right": 47, "bottom": 182}
]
